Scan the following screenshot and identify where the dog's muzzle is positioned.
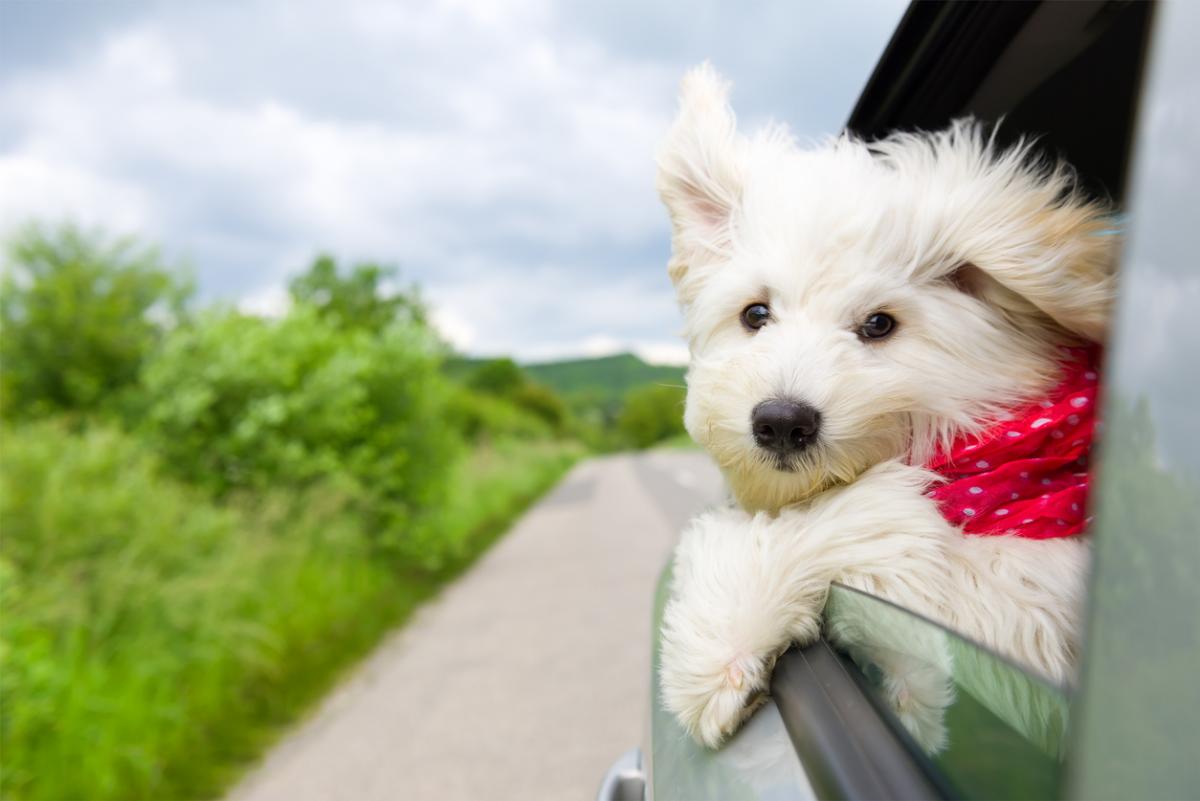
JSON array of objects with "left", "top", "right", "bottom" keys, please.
[{"left": 751, "top": 399, "right": 821, "bottom": 456}]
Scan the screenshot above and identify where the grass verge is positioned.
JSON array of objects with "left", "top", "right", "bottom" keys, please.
[
  {"left": 0, "top": 423, "right": 583, "bottom": 801},
  {"left": 658, "top": 431, "right": 700, "bottom": 449}
]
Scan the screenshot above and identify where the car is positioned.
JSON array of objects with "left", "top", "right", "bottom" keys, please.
[{"left": 600, "top": 1, "right": 1199, "bottom": 798}]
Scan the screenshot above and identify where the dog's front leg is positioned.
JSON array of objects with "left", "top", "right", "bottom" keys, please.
[
  {"left": 660, "top": 459, "right": 1086, "bottom": 749},
  {"left": 659, "top": 461, "right": 954, "bottom": 748},
  {"left": 659, "top": 504, "right": 840, "bottom": 748}
]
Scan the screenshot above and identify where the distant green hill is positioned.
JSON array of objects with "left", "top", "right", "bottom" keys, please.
[
  {"left": 523, "top": 353, "right": 686, "bottom": 408},
  {"left": 444, "top": 351, "right": 688, "bottom": 421}
]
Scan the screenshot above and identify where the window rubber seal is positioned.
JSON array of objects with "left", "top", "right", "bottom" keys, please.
[{"left": 770, "top": 640, "right": 953, "bottom": 801}]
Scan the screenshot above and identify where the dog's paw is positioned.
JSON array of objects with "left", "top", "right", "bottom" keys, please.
[
  {"left": 661, "top": 647, "right": 778, "bottom": 748},
  {"left": 827, "top": 607, "right": 955, "bottom": 755},
  {"left": 878, "top": 664, "right": 954, "bottom": 754}
]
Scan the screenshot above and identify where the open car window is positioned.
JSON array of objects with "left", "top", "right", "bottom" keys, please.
[{"left": 822, "top": 584, "right": 1070, "bottom": 801}]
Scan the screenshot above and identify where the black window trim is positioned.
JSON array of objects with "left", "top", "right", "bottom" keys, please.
[
  {"left": 771, "top": 639, "right": 950, "bottom": 801},
  {"left": 845, "top": 0, "right": 1039, "bottom": 140}
]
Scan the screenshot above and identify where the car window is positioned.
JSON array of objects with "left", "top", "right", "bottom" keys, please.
[
  {"left": 848, "top": 1, "right": 1152, "bottom": 203},
  {"left": 825, "top": 583, "right": 1070, "bottom": 801}
]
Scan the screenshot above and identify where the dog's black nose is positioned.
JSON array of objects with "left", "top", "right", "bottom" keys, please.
[{"left": 751, "top": 399, "right": 821, "bottom": 453}]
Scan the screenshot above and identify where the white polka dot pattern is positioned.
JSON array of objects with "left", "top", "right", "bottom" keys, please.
[{"left": 925, "top": 346, "right": 1098, "bottom": 540}]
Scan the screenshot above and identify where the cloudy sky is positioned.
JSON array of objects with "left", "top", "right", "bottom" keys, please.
[{"left": 0, "top": 0, "right": 906, "bottom": 364}]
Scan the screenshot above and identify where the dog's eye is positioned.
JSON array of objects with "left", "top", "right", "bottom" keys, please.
[
  {"left": 741, "top": 303, "right": 771, "bottom": 331},
  {"left": 858, "top": 312, "right": 896, "bottom": 340}
]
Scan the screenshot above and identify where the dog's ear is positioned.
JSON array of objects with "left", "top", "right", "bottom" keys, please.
[
  {"left": 965, "top": 198, "right": 1118, "bottom": 342},
  {"left": 657, "top": 64, "right": 744, "bottom": 299},
  {"left": 897, "top": 124, "right": 1120, "bottom": 342}
]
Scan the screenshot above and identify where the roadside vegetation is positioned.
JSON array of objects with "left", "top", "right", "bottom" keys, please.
[{"left": 0, "top": 224, "right": 687, "bottom": 801}]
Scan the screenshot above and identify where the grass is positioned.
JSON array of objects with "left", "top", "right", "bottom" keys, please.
[
  {"left": 0, "top": 423, "right": 583, "bottom": 801},
  {"left": 428, "top": 438, "right": 586, "bottom": 572},
  {"left": 657, "top": 432, "right": 700, "bottom": 450}
]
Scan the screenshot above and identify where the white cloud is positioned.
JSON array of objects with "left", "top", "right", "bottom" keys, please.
[
  {"left": 516, "top": 335, "right": 688, "bottom": 366},
  {"left": 581, "top": 334, "right": 624, "bottom": 357},
  {"left": 430, "top": 306, "right": 477, "bottom": 352},
  {"left": 635, "top": 342, "right": 690, "bottom": 366},
  {"left": 0, "top": 154, "right": 152, "bottom": 236},
  {"left": 0, "top": 0, "right": 904, "bottom": 360},
  {"left": 237, "top": 283, "right": 292, "bottom": 319}
]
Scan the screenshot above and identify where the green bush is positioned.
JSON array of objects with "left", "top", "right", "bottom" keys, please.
[
  {"left": 0, "top": 224, "right": 190, "bottom": 420},
  {"left": 289, "top": 254, "right": 425, "bottom": 333},
  {"left": 0, "top": 225, "right": 590, "bottom": 800},
  {"left": 444, "top": 388, "right": 554, "bottom": 442},
  {"left": 460, "top": 358, "right": 568, "bottom": 433},
  {"left": 137, "top": 306, "right": 460, "bottom": 547},
  {"left": 616, "top": 384, "right": 687, "bottom": 448},
  {"left": 399, "top": 437, "right": 585, "bottom": 570},
  {"left": 0, "top": 422, "right": 394, "bottom": 800},
  {"left": 466, "top": 358, "right": 526, "bottom": 395},
  {"left": 0, "top": 421, "right": 581, "bottom": 801},
  {"left": 511, "top": 382, "right": 567, "bottom": 430}
]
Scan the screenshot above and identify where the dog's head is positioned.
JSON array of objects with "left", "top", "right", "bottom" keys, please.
[{"left": 658, "top": 65, "right": 1118, "bottom": 511}]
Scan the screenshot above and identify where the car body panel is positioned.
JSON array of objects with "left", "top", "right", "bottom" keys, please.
[{"left": 1066, "top": 2, "right": 1200, "bottom": 796}]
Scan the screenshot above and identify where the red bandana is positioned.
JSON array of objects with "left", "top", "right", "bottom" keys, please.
[{"left": 925, "top": 347, "right": 1100, "bottom": 540}]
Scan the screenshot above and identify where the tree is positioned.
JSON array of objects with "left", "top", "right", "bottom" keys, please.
[
  {"left": 138, "top": 306, "right": 459, "bottom": 530},
  {"left": 616, "top": 384, "right": 687, "bottom": 448},
  {"left": 466, "top": 358, "right": 526, "bottom": 396},
  {"left": 511, "top": 383, "right": 567, "bottom": 430},
  {"left": 464, "top": 358, "right": 568, "bottom": 431},
  {"left": 0, "top": 224, "right": 191, "bottom": 420},
  {"left": 288, "top": 255, "right": 424, "bottom": 334}
]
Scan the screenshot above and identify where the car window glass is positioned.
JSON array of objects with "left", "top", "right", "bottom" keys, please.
[
  {"left": 825, "top": 583, "right": 1069, "bottom": 801},
  {"left": 1066, "top": 3, "right": 1200, "bottom": 797}
]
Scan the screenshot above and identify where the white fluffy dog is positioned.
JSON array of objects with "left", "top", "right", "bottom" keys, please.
[{"left": 656, "top": 65, "right": 1115, "bottom": 749}]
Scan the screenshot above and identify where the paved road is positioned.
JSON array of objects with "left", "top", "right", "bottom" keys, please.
[{"left": 228, "top": 450, "right": 726, "bottom": 801}]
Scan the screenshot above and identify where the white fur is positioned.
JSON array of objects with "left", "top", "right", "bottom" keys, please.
[{"left": 656, "top": 65, "right": 1114, "bottom": 749}]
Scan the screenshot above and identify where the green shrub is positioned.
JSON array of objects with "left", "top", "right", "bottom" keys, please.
[
  {"left": 444, "top": 388, "right": 553, "bottom": 442},
  {"left": 0, "top": 224, "right": 190, "bottom": 420},
  {"left": 400, "top": 436, "right": 586, "bottom": 570},
  {"left": 0, "top": 421, "right": 581, "bottom": 801},
  {"left": 511, "top": 382, "right": 567, "bottom": 430},
  {"left": 137, "top": 306, "right": 460, "bottom": 547},
  {"left": 0, "top": 225, "right": 590, "bottom": 800},
  {"left": 0, "top": 422, "right": 395, "bottom": 800},
  {"left": 289, "top": 255, "right": 425, "bottom": 333},
  {"left": 616, "top": 384, "right": 687, "bottom": 448},
  {"left": 459, "top": 358, "right": 568, "bottom": 433},
  {"left": 466, "top": 358, "right": 526, "bottom": 395}
]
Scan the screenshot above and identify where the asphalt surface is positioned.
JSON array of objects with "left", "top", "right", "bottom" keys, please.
[{"left": 227, "top": 449, "right": 726, "bottom": 801}]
